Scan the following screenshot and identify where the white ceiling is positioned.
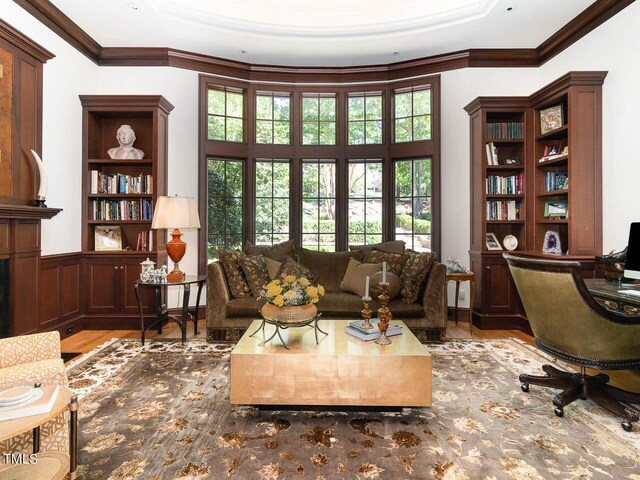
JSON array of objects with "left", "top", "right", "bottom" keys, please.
[{"left": 51, "top": 0, "right": 596, "bottom": 66}]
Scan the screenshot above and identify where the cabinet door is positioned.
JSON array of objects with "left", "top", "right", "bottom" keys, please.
[
  {"left": 482, "top": 257, "right": 518, "bottom": 314},
  {"left": 121, "top": 259, "right": 155, "bottom": 313},
  {"left": 85, "top": 258, "right": 120, "bottom": 314}
]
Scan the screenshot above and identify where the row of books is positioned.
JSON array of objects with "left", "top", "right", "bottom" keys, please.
[
  {"left": 136, "top": 230, "right": 152, "bottom": 251},
  {"left": 344, "top": 319, "right": 403, "bottom": 341},
  {"left": 486, "top": 200, "right": 521, "bottom": 221},
  {"left": 486, "top": 173, "right": 524, "bottom": 195},
  {"left": 545, "top": 172, "right": 568, "bottom": 192},
  {"left": 91, "top": 199, "right": 153, "bottom": 221},
  {"left": 90, "top": 170, "right": 153, "bottom": 195},
  {"left": 486, "top": 122, "right": 524, "bottom": 140}
]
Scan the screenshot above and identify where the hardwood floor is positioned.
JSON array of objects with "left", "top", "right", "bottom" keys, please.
[{"left": 60, "top": 317, "right": 639, "bottom": 393}]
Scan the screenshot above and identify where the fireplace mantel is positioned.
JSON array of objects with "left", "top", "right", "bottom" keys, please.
[{"left": 0, "top": 204, "right": 61, "bottom": 219}]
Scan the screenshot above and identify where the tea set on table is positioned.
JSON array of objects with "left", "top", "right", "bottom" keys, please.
[{"left": 139, "top": 258, "right": 168, "bottom": 283}]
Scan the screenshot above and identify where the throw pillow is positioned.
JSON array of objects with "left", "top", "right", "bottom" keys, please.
[
  {"left": 217, "top": 250, "right": 251, "bottom": 298},
  {"left": 244, "top": 239, "right": 295, "bottom": 262},
  {"left": 400, "top": 250, "right": 437, "bottom": 304},
  {"left": 297, "top": 249, "right": 363, "bottom": 292},
  {"left": 238, "top": 254, "right": 270, "bottom": 297},
  {"left": 277, "top": 256, "right": 319, "bottom": 284},
  {"left": 349, "top": 240, "right": 406, "bottom": 257},
  {"left": 365, "top": 249, "right": 408, "bottom": 277},
  {"left": 339, "top": 258, "right": 383, "bottom": 297},
  {"left": 370, "top": 271, "right": 401, "bottom": 299},
  {"left": 264, "top": 257, "right": 282, "bottom": 280}
]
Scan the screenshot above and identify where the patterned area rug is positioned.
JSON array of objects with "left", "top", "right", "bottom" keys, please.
[{"left": 66, "top": 339, "right": 640, "bottom": 480}]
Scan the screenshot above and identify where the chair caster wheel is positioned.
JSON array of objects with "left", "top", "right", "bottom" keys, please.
[
  {"left": 622, "top": 421, "right": 633, "bottom": 432},
  {"left": 521, "top": 384, "right": 529, "bottom": 392},
  {"left": 554, "top": 407, "right": 564, "bottom": 418}
]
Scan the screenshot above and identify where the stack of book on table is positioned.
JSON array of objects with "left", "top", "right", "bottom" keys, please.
[
  {"left": 0, "top": 384, "right": 60, "bottom": 422},
  {"left": 344, "top": 319, "right": 403, "bottom": 341}
]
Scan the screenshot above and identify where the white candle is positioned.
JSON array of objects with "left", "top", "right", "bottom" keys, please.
[
  {"left": 364, "top": 276, "right": 370, "bottom": 298},
  {"left": 382, "top": 262, "right": 387, "bottom": 283},
  {"left": 31, "top": 150, "right": 48, "bottom": 199}
]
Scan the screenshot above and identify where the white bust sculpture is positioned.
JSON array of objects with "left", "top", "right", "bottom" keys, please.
[{"left": 107, "top": 125, "right": 145, "bottom": 160}]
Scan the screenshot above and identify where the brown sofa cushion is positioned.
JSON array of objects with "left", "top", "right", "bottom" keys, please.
[
  {"left": 277, "top": 256, "right": 319, "bottom": 284},
  {"left": 349, "top": 240, "right": 406, "bottom": 257},
  {"left": 245, "top": 239, "right": 294, "bottom": 262},
  {"left": 364, "top": 249, "right": 408, "bottom": 277},
  {"left": 217, "top": 250, "right": 251, "bottom": 298},
  {"left": 370, "top": 271, "right": 401, "bottom": 299},
  {"left": 238, "top": 254, "right": 270, "bottom": 297},
  {"left": 297, "top": 249, "right": 363, "bottom": 292},
  {"left": 401, "top": 250, "right": 437, "bottom": 304},
  {"left": 227, "top": 297, "right": 267, "bottom": 317},
  {"left": 340, "top": 258, "right": 382, "bottom": 297}
]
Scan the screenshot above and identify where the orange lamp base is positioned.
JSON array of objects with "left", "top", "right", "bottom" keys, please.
[{"left": 165, "top": 228, "right": 186, "bottom": 280}]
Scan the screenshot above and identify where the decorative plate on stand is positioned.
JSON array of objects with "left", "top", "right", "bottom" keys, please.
[{"left": 503, "top": 235, "right": 518, "bottom": 251}]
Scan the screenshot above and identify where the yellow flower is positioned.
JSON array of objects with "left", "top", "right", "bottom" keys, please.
[
  {"left": 284, "top": 290, "right": 297, "bottom": 300},
  {"left": 266, "top": 284, "right": 282, "bottom": 298},
  {"left": 299, "top": 277, "right": 310, "bottom": 287},
  {"left": 272, "top": 295, "right": 285, "bottom": 306},
  {"left": 317, "top": 285, "right": 325, "bottom": 296},
  {"left": 267, "top": 279, "right": 281, "bottom": 287},
  {"left": 306, "top": 286, "right": 318, "bottom": 297},
  {"left": 284, "top": 275, "right": 296, "bottom": 285},
  {"left": 311, "top": 295, "right": 319, "bottom": 303}
]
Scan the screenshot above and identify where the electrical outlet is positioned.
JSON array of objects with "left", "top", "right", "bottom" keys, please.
[{"left": 458, "top": 289, "right": 465, "bottom": 301}]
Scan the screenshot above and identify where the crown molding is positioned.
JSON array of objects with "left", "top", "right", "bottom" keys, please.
[
  {"left": 0, "top": 16, "right": 54, "bottom": 62},
  {"left": 12, "top": 0, "right": 635, "bottom": 83}
]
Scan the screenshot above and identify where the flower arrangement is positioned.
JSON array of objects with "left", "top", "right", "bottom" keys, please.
[{"left": 260, "top": 275, "right": 325, "bottom": 307}]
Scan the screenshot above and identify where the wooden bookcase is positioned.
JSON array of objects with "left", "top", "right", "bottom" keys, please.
[
  {"left": 79, "top": 95, "right": 173, "bottom": 328},
  {"left": 465, "top": 72, "right": 606, "bottom": 330}
]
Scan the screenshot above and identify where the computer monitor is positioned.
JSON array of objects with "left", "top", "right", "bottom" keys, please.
[{"left": 623, "top": 222, "right": 640, "bottom": 280}]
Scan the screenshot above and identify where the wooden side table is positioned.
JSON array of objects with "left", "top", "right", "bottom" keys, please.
[
  {"left": 446, "top": 272, "right": 475, "bottom": 335},
  {"left": 0, "top": 388, "right": 78, "bottom": 480}
]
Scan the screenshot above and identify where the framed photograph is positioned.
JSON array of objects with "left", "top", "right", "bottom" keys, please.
[
  {"left": 504, "top": 157, "right": 520, "bottom": 165},
  {"left": 540, "top": 105, "right": 564, "bottom": 135},
  {"left": 544, "top": 145, "right": 560, "bottom": 156},
  {"left": 544, "top": 200, "right": 568, "bottom": 218},
  {"left": 543, "top": 230, "right": 562, "bottom": 255},
  {"left": 485, "top": 232, "right": 503, "bottom": 251},
  {"left": 95, "top": 225, "right": 123, "bottom": 251}
]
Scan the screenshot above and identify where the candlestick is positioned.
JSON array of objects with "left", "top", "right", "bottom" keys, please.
[
  {"left": 364, "top": 275, "right": 370, "bottom": 299},
  {"left": 382, "top": 261, "right": 387, "bottom": 283},
  {"left": 361, "top": 296, "right": 373, "bottom": 330},
  {"left": 375, "top": 282, "right": 393, "bottom": 345}
]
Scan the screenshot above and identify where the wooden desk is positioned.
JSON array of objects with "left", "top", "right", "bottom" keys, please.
[
  {"left": 585, "top": 278, "right": 640, "bottom": 316},
  {"left": 446, "top": 272, "right": 475, "bottom": 334}
]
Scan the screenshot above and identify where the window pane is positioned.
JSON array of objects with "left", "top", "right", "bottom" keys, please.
[
  {"left": 367, "top": 199, "right": 383, "bottom": 225},
  {"left": 394, "top": 158, "right": 432, "bottom": 252},
  {"left": 208, "top": 90, "right": 225, "bottom": 115},
  {"left": 319, "top": 122, "right": 335, "bottom": 145},
  {"left": 366, "top": 96, "right": 382, "bottom": 120},
  {"left": 255, "top": 160, "right": 291, "bottom": 245},
  {"left": 319, "top": 97, "right": 336, "bottom": 121},
  {"left": 395, "top": 198, "right": 412, "bottom": 233},
  {"left": 395, "top": 92, "right": 412, "bottom": 118},
  {"left": 273, "top": 121, "right": 290, "bottom": 144},
  {"left": 227, "top": 118, "right": 243, "bottom": 142},
  {"left": 348, "top": 163, "right": 365, "bottom": 198},
  {"left": 273, "top": 96, "right": 290, "bottom": 121},
  {"left": 348, "top": 97, "right": 365, "bottom": 121},
  {"left": 366, "top": 121, "right": 382, "bottom": 144},
  {"left": 413, "top": 159, "right": 431, "bottom": 196},
  {"left": 302, "top": 163, "right": 319, "bottom": 196},
  {"left": 395, "top": 160, "right": 412, "bottom": 197},
  {"left": 395, "top": 118, "right": 411, "bottom": 143},
  {"left": 413, "top": 89, "right": 431, "bottom": 115},
  {"left": 207, "top": 116, "right": 225, "bottom": 141},
  {"left": 226, "top": 161, "right": 244, "bottom": 197},
  {"left": 367, "top": 162, "right": 383, "bottom": 197},
  {"left": 302, "top": 199, "right": 319, "bottom": 226},
  {"left": 256, "top": 95, "right": 273, "bottom": 120},
  {"left": 302, "top": 234, "right": 320, "bottom": 251},
  {"left": 255, "top": 162, "right": 272, "bottom": 197},
  {"left": 274, "top": 199, "right": 289, "bottom": 233},
  {"left": 348, "top": 121, "right": 365, "bottom": 145},
  {"left": 255, "top": 199, "right": 273, "bottom": 233},
  {"left": 227, "top": 92, "right": 243, "bottom": 117},
  {"left": 319, "top": 163, "right": 335, "bottom": 198},
  {"left": 256, "top": 120, "right": 273, "bottom": 144},
  {"left": 303, "top": 160, "right": 336, "bottom": 251},
  {"left": 303, "top": 97, "right": 318, "bottom": 121},
  {"left": 413, "top": 115, "right": 431, "bottom": 141},
  {"left": 273, "top": 163, "right": 290, "bottom": 197},
  {"left": 348, "top": 160, "right": 383, "bottom": 247},
  {"left": 207, "top": 158, "right": 244, "bottom": 260},
  {"left": 303, "top": 122, "right": 319, "bottom": 145}
]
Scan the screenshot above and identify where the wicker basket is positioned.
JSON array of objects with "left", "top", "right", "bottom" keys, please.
[{"left": 261, "top": 302, "right": 318, "bottom": 324}]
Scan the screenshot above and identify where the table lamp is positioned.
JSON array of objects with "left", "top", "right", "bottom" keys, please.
[{"left": 151, "top": 195, "right": 201, "bottom": 281}]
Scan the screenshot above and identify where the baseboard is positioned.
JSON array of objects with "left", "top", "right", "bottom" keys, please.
[
  {"left": 447, "top": 306, "right": 470, "bottom": 323},
  {"left": 472, "top": 313, "right": 532, "bottom": 334}
]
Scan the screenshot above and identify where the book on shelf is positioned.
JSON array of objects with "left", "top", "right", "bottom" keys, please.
[
  {"left": 486, "top": 200, "right": 521, "bottom": 221},
  {"left": 344, "top": 319, "right": 403, "bottom": 341},
  {"left": 485, "top": 142, "right": 499, "bottom": 165},
  {"left": 92, "top": 199, "right": 153, "bottom": 221},
  {"left": 485, "top": 122, "right": 523, "bottom": 140},
  {"left": 90, "top": 170, "right": 153, "bottom": 195},
  {"left": 539, "top": 145, "right": 568, "bottom": 163},
  {"left": 0, "top": 385, "right": 59, "bottom": 422},
  {"left": 136, "top": 230, "right": 151, "bottom": 251},
  {"left": 486, "top": 173, "right": 523, "bottom": 195},
  {"left": 545, "top": 172, "right": 568, "bottom": 191}
]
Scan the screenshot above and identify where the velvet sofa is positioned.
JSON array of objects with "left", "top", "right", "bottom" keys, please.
[{"left": 206, "top": 247, "right": 448, "bottom": 342}]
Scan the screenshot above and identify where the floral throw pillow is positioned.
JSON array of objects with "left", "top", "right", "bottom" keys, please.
[
  {"left": 365, "top": 249, "right": 408, "bottom": 277},
  {"left": 238, "top": 254, "right": 270, "bottom": 297},
  {"left": 401, "top": 250, "right": 437, "bottom": 304},
  {"left": 277, "top": 257, "right": 319, "bottom": 284},
  {"left": 217, "top": 249, "right": 251, "bottom": 298}
]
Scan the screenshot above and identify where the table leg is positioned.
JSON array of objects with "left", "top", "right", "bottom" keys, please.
[
  {"left": 156, "top": 287, "right": 164, "bottom": 334},
  {"left": 69, "top": 395, "right": 78, "bottom": 480},
  {"left": 180, "top": 284, "right": 191, "bottom": 344},
  {"left": 193, "top": 280, "right": 204, "bottom": 336},
  {"left": 454, "top": 281, "right": 461, "bottom": 325},
  {"left": 469, "top": 279, "right": 476, "bottom": 336},
  {"left": 135, "top": 283, "right": 145, "bottom": 345},
  {"left": 32, "top": 426, "right": 40, "bottom": 454}
]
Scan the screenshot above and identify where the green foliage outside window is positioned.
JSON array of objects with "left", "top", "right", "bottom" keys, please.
[
  {"left": 394, "top": 88, "right": 431, "bottom": 143},
  {"left": 255, "top": 160, "right": 290, "bottom": 245},
  {"left": 256, "top": 94, "right": 291, "bottom": 144},
  {"left": 207, "top": 89, "right": 244, "bottom": 142},
  {"left": 348, "top": 94, "right": 383, "bottom": 145},
  {"left": 394, "top": 158, "right": 432, "bottom": 251},
  {"left": 208, "top": 159, "right": 244, "bottom": 260},
  {"left": 302, "top": 96, "right": 336, "bottom": 145}
]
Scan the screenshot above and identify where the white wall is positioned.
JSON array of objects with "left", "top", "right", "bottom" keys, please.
[{"left": 3, "top": 0, "right": 640, "bottom": 309}]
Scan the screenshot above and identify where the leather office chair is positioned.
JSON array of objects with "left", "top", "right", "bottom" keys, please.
[{"left": 504, "top": 253, "right": 640, "bottom": 431}]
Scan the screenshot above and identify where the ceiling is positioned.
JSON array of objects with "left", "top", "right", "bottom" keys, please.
[{"left": 50, "top": 0, "right": 596, "bottom": 67}]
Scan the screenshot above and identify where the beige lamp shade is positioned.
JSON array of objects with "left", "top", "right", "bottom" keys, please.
[{"left": 151, "top": 196, "right": 201, "bottom": 230}]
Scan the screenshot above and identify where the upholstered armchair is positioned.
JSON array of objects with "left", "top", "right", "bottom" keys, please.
[
  {"left": 0, "top": 331, "right": 69, "bottom": 454},
  {"left": 504, "top": 254, "right": 640, "bottom": 431}
]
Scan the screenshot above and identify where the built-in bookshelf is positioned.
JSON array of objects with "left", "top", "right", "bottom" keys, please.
[{"left": 465, "top": 71, "right": 606, "bottom": 330}]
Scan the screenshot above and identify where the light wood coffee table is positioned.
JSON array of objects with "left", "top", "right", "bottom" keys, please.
[{"left": 230, "top": 319, "right": 432, "bottom": 407}]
